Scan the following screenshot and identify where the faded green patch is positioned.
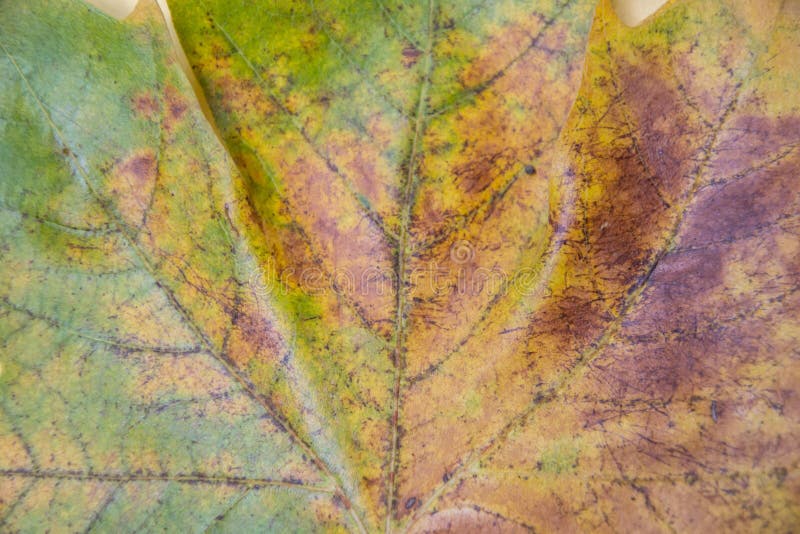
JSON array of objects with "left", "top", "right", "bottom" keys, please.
[{"left": 538, "top": 439, "right": 580, "bottom": 475}]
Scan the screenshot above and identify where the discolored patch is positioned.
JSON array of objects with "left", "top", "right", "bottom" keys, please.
[
  {"left": 105, "top": 150, "right": 157, "bottom": 228},
  {"left": 3, "top": 0, "right": 799, "bottom": 531},
  {"left": 132, "top": 91, "right": 159, "bottom": 119}
]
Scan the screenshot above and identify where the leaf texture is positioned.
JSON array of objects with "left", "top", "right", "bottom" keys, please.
[
  {"left": 1, "top": 0, "right": 799, "bottom": 531},
  {"left": 0, "top": 0, "right": 353, "bottom": 530}
]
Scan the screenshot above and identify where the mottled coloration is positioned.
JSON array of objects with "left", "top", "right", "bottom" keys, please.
[{"left": 1, "top": 0, "right": 799, "bottom": 531}]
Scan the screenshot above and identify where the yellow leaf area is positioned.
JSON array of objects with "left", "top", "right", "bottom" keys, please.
[{"left": 0, "top": 0, "right": 798, "bottom": 532}]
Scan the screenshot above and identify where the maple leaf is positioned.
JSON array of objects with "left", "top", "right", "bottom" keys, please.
[{"left": 1, "top": 0, "right": 798, "bottom": 532}]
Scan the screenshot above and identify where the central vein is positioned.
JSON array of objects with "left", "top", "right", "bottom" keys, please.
[{"left": 385, "top": 0, "right": 436, "bottom": 531}]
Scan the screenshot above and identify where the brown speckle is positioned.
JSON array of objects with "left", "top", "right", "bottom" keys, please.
[
  {"left": 402, "top": 46, "right": 422, "bottom": 68},
  {"left": 132, "top": 92, "right": 159, "bottom": 118}
]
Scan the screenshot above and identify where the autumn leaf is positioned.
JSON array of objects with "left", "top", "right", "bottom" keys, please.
[{"left": 1, "top": 0, "right": 798, "bottom": 531}]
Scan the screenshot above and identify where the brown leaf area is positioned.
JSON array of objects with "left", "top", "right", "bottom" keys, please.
[
  {"left": 169, "top": 0, "right": 800, "bottom": 530},
  {"left": 400, "top": 1, "right": 800, "bottom": 531}
]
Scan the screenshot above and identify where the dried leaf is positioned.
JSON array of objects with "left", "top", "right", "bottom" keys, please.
[{"left": 1, "top": 0, "right": 798, "bottom": 531}]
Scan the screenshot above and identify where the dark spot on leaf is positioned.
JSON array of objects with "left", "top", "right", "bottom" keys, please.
[
  {"left": 772, "top": 466, "right": 788, "bottom": 486},
  {"left": 402, "top": 46, "right": 422, "bottom": 68},
  {"left": 132, "top": 92, "right": 158, "bottom": 118},
  {"left": 524, "top": 164, "right": 536, "bottom": 175},
  {"left": 402, "top": 46, "right": 422, "bottom": 59},
  {"left": 405, "top": 496, "right": 417, "bottom": 510},
  {"left": 126, "top": 154, "right": 156, "bottom": 183},
  {"left": 169, "top": 100, "right": 187, "bottom": 121}
]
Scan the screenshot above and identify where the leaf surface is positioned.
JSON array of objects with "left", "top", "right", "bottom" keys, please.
[
  {"left": 1, "top": 0, "right": 799, "bottom": 531},
  {"left": 0, "top": 1, "right": 352, "bottom": 530}
]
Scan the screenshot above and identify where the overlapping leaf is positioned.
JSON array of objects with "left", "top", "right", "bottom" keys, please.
[
  {"left": 0, "top": 0, "right": 798, "bottom": 531},
  {"left": 0, "top": 1, "right": 353, "bottom": 530}
]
